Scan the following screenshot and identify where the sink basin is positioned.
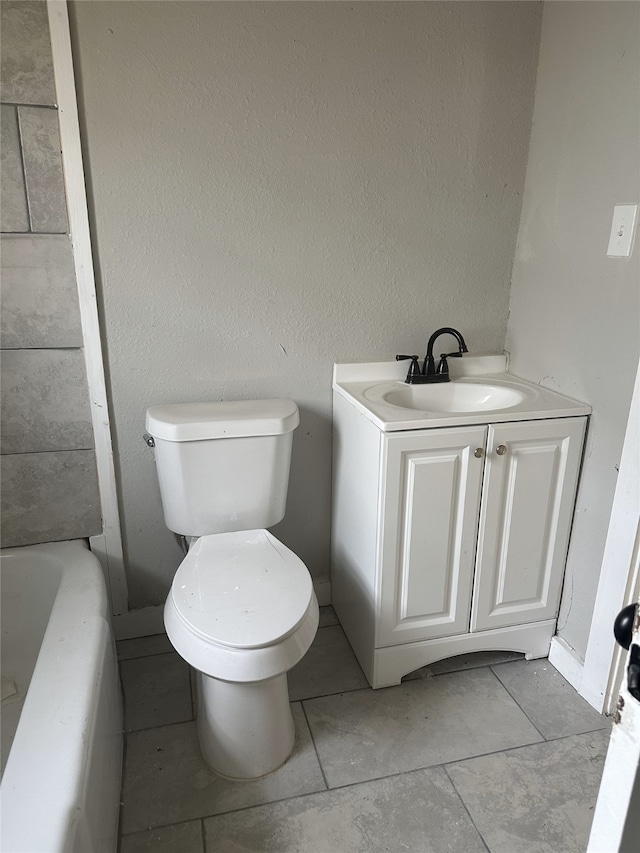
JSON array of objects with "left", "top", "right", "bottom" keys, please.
[
  {"left": 368, "top": 381, "right": 527, "bottom": 413},
  {"left": 334, "top": 357, "right": 590, "bottom": 431}
]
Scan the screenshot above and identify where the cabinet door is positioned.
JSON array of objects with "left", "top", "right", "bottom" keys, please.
[
  {"left": 471, "top": 417, "right": 587, "bottom": 632},
  {"left": 377, "top": 426, "right": 487, "bottom": 647}
]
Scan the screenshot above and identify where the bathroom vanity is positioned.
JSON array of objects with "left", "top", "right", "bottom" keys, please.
[{"left": 331, "top": 356, "right": 590, "bottom": 688}]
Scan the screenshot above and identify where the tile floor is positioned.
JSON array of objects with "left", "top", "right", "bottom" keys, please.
[{"left": 117, "top": 608, "right": 610, "bottom": 853}]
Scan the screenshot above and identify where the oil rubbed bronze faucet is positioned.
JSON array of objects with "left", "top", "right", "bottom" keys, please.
[{"left": 396, "top": 327, "right": 468, "bottom": 384}]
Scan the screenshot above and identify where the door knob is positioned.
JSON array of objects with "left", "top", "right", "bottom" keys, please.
[
  {"left": 496, "top": 444, "right": 507, "bottom": 456},
  {"left": 614, "top": 604, "right": 640, "bottom": 703},
  {"left": 614, "top": 603, "right": 638, "bottom": 650},
  {"left": 474, "top": 448, "right": 484, "bottom": 458}
]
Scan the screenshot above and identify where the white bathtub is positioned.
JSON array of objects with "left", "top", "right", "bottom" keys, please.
[{"left": 1, "top": 540, "right": 123, "bottom": 853}]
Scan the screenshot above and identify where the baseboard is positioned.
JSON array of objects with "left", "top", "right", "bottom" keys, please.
[
  {"left": 113, "top": 577, "right": 332, "bottom": 640},
  {"left": 548, "top": 635, "right": 584, "bottom": 692},
  {"left": 113, "top": 605, "right": 164, "bottom": 640},
  {"left": 314, "top": 576, "right": 332, "bottom": 607}
]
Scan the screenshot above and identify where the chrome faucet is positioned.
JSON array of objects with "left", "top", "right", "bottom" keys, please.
[{"left": 397, "top": 327, "right": 468, "bottom": 384}]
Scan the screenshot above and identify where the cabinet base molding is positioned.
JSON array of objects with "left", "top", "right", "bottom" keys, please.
[
  {"left": 548, "top": 634, "right": 584, "bottom": 694},
  {"left": 371, "top": 620, "right": 556, "bottom": 689}
]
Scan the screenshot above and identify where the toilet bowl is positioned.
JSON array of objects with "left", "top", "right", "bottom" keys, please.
[
  {"left": 145, "top": 399, "right": 317, "bottom": 779},
  {"left": 164, "top": 529, "right": 319, "bottom": 779}
]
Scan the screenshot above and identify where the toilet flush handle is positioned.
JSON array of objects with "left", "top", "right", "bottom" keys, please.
[{"left": 143, "top": 433, "right": 155, "bottom": 448}]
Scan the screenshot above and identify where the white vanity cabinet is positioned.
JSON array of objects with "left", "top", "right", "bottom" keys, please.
[{"left": 331, "top": 388, "right": 587, "bottom": 688}]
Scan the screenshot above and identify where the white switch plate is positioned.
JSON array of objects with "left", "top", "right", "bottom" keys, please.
[{"left": 607, "top": 203, "right": 638, "bottom": 257}]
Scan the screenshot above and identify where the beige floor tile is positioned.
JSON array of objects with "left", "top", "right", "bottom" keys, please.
[
  {"left": 491, "top": 658, "right": 610, "bottom": 740},
  {"left": 288, "top": 625, "right": 368, "bottom": 701},
  {"left": 203, "top": 766, "right": 487, "bottom": 853},
  {"left": 304, "top": 667, "right": 542, "bottom": 787},
  {"left": 120, "top": 651, "right": 193, "bottom": 731},
  {"left": 447, "top": 729, "right": 609, "bottom": 853},
  {"left": 120, "top": 820, "right": 204, "bottom": 853},
  {"left": 121, "top": 703, "right": 326, "bottom": 833}
]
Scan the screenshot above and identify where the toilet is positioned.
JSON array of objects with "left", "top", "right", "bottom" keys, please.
[{"left": 145, "top": 399, "right": 319, "bottom": 780}]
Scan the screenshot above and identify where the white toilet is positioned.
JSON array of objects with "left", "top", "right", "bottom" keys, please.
[{"left": 145, "top": 399, "right": 319, "bottom": 780}]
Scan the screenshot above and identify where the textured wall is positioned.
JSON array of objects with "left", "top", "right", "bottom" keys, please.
[
  {"left": 506, "top": 2, "right": 640, "bottom": 660},
  {"left": 0, "top": 0, "right": 102, "bottom": 547},
  {"left": 70, "top": 1, "right": 542, "bottom": 608}
]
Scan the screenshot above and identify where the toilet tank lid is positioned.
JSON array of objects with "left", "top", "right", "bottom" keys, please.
[{"left": 146, "top": 399, "right": 299, "bottom": 442}]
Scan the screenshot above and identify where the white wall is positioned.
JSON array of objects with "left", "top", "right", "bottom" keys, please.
[
  {"left": 70, "top": 1, "right": 541, "bottom": 608},
  {"left": 506, "top": 1, "right": 640, "bottom": 661}
]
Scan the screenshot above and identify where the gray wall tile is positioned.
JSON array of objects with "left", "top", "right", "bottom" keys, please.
[
  {"left": 18, "top": 106, "right": 68, "bottom": 233},
  {"left": 0, "top": 1, "right": 56, "bottom": 106},
  {"left": 0, "top": 5, "right": 100, "bottom": 553},
  {"left": 0, "top": 235, "right": 82, "bottom": 347},
  {"left": 1, "top": 349, "right": 94, "bottom": 454},
  {"left": 1, "top": 105, "right": 29, "bottom": 231},
  {"left": 0, "top": 450, "right": 102, "bottom": 548}
]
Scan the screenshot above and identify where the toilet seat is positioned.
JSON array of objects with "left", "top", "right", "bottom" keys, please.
[{"left": 164, "top": 529, "right": 319, "bottom": 682}]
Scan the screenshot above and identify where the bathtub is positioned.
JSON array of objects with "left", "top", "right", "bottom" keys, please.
[{"left": 1, "top": 540, "right": 123, "bottom": 853}]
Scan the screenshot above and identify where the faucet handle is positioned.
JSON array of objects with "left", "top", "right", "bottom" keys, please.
[
  {"left": 436, "top": 353, "right": 450, "bottom": 376},
  {"left": 396, "top": 354, "right": 421, "bottom": 383},
  {"left": 437, "top": 349, "right": 467, "bottom": 376}
]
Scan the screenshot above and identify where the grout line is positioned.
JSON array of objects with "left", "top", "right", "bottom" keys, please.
[
  {"left": 442, "top": 764, "right": 492, "bottom": 853},
  {"left": 0, "top": 230, "right": 69, "bottom": 235},
  {"left": 117, "top": 648, "right": 172, "bottom": 663},
  {"left": 124, "top": 714, "right": 195, "bottom": 736},
  {"left": 486, "top": 664, "right": 548, "bottom": 741},
  {"left": 291, "top": 724, "right": 608, "bottom": 794},
  {"left": 119, "top": 754, "right": 515, "bottom": 835},
  {"left": 14, "top": 106, "right": 35, "bottom": 232},
  {"left": 119, "top": 727, "right": 610, "bottom": 837},
  {"left": 117, "top": 643, "right": 172, "bottom": 658},
  {"left": 0, "top": 448, "right": 96, "bottom": 457},
  {"left": 0, "top": 346, "right": 85, "bottom": 351},
  {"left": 440, "top": 726, "right": 611, "bottom": 772},
  {"left": 289, "top": 681, "right": 369, "bottom": 703},
  {"left": 299, "top": 700, "right": 330, "bottom": 791},
  {"left": 534, "top": 723, "right": 612, "bottom": 743},
  {"left": 119, "top": 815, "right": 207, "bottom": 845},
  {"left": 123, "top": 786, "right": 332, "bottom": 835},
  {"left": 116, "top": 695, "right": 128, "bottom": 853},
  {"left": 0, "top": 101, "right": 58, "bottom": 109},
  {"left": 11, "top": 104, "right": 31, "bottom": 232},
  {"left": 190, "top": 666, "right": 197, "bottom": 719}
]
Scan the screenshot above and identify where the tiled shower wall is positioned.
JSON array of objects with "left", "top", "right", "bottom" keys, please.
[{"left": 1, "top": 0, "right": 101, "bottom": 547}]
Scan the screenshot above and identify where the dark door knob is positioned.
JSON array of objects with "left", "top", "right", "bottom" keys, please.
[
  {"left": 614, "top": 603, "right": 640, "bottom": 703},
  {"left": 614, "top": 603, "right": 638, "bottom": 650}
]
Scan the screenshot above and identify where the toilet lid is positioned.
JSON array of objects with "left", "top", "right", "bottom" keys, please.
[{"left": 169, "top": 529, "right": 314, "bottom": 650}]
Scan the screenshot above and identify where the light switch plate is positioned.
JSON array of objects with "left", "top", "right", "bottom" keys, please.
[{"left": 607, "top": 204, "right": 638, "bottom": 257}]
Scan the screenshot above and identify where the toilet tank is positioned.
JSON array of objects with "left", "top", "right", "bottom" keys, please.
[{"left": 145, "top": 399, "right": 299, "bottom": 537}]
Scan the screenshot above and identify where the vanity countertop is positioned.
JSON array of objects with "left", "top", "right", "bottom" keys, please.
[{"left": 333, "top": 355, "right": 591, "bottom": 432}]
